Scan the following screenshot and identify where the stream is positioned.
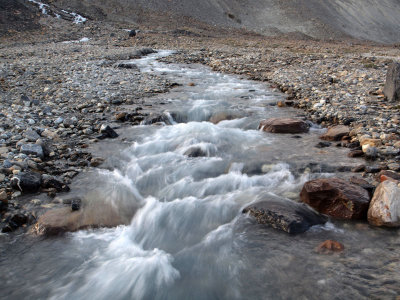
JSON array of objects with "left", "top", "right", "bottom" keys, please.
[{"left": 1, "top": 51, "right": 399, "bottom": 300}]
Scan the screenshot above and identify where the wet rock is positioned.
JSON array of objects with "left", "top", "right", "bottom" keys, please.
[
  {"left": 209, "top": 112, "right": 239, "bottom": 124},
  {"left": 320, "top": 125, "right": 349, "bottom": 141},
  {"left": 258, "top": 118, "right": 309, "bottom": 134},
  {"left": 98, "top": 124, "right": 118, "bottom": 139},
  {"left": 365, "top": 165, "right": 381, "bottom": 173},
  {"left": 11, "top": 172, "right": 42, "bottom": 193},
  {"left": 90, "top": 157, "right": 105, "bottom": 167},
  {"left": 42, "top": 177, "right": 70, "bottom": 192},
  {"left": 116, "top": 62, "right": 139, "bottom": 70},
  {"left": 243, "top": 197, "right": 327, "bottom": 234},
  {"left": 115, "top": 112, "right": 127, "bottom": 122},
  {"left": 184, "top": 147, "right": 208, "bottom": 157},
  {"left": 316, "top": 240, "right": 345, "bottom": 254},
  {"left": 368, "top": 180, "right": 400, "bottom": 227},
  {"left": 32, "top": 206, "right": 124, "bottom": 236},
  {"left": 2, "top": 213, "right": 28, "bottom": 232},
  {"left": 71, "top": 198, "right": 81, "bottom": 211},
  {"left": 20, "top": 144, "right": 44, "bottom": 159},
  {"left": 349, "top": 176, "right": 375, "bottom": 198},
  {"left": 383, "top": 62, "right": 400, "bottom": 102},
  {"left": 315, "top": 141, "right": 331, "bottom": 148},
  {"left": 348, "top": 150, "right": 364, "bottom": 158},
  {"left": 300, "top": 178, "right": 370, "bottom": 220},
  {"left": 377, "top": 170, "right": 400, "bottom": 182}
]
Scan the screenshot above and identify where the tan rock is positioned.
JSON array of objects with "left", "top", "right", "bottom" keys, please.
[
  {"left": 360, "top": 138, "right": 382, "bottom": 147},
  {"left": 320, "top": 125, "right": 349, "bottom": 141},
  {"left": 259, "top": 118, "right": 309, "bottom": 134},
  {"left": 368, "top": 180, "right": 400, "bottom": 227}
]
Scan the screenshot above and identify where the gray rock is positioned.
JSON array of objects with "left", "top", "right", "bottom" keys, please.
[
  {"left": 243, "top": 196, "right": 327, "bottom": 234},
  {"left": 23, "top": 129, "right": 41, "bottom": 142},
  {"left": 98, "top": 124, "right": 118, "bottom": 139},
  {"left": 20, "top": 144, "right": 44, "bottom": 159},
  {"left": 383, "top": 62, "right": 400, "bottom": 102}
]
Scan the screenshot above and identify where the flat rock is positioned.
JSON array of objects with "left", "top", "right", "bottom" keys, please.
[
  {"left": 368, "top": 180, "right": 400, "bottom": 227},
  {"left": 383, "top": 62, "right": 400, "bottom": 102},
  {"left": 243, "top": 196, "right": 327, "bottom": 234},
  {"left": 320, "top": 125, "right": 349, "bottom": 141},
  {"left": 258, "top": 118, "right": 309, "bottom": 134},
  {"left": 300, "top": 178, "right": 370, "bottom": 220}
]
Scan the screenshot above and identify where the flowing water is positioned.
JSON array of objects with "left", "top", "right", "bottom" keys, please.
[{"left": 1, "top": 51, "right": 399, "bottom": 300}]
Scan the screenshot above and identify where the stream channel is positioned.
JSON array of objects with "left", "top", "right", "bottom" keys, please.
[{"left": 1, "top": 51, "right": 400, "bottom": 299}]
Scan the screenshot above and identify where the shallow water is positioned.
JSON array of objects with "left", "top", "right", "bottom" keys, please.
[{"left": 1, "top": 51, "right": 399, "bottom": 300}]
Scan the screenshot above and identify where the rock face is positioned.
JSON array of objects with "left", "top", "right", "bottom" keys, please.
[
  {"left": 300, "top": 178, "right": 370, "bottom": 220},
  {"left": 320, "top": 125, "right": 349, "bottom": 141},
  {"left": 243, "top": 197, "right": 327, "bottom": 234},
  {"left": 383, "top": 62, "right": 400, "bottom": 102},
  {"left": 11, "top": 172, "right": 42, "bottom": 193},
  {"left": 368, "top": 180, "right": 400, "bottom": 227},
  {"left": 258, "top": 118, "right": 309, "bottom": 134}
]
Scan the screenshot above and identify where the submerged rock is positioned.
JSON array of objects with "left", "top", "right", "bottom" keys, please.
[
  {"left": 243, "top": 197, "right": 327, "bottom": 234},
  {"left": 258, "top": 118, "right": 309, "bottom": 134},
  {"left": 300, "top": 178, "right": 370, "bottom": 220},
  {"left": 316, "top": 240, "right": 345, "bottom": 254},
  {"left": 383, "top": 62, "right": 400, "bottom": 102},
  {"left": 320, "top": 125, "right": 349, "bottom": 141},
  {"left": 368, "top": 180, "right": 400, "bottom": 227}
]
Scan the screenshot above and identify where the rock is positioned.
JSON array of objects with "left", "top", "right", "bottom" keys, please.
[
  {"left": 320, "top": 125, "right": 349, "bottom": 141},
  {"left": 116, "top": 63, "right": 139, "bottom": 70},
  {"left": 316, "top": 240, "right": 345, "bottom": 254},
  {"left": 362, "top": 145, "right": 378, "bottom": 159},
  {"left": 0, "top": 189, "right": 7, "bottom": 212},
  {"left": 32, "top": 206, "right": 124, "bottom": 236},
  {"left": 20, "top": 144, "right": 44, "bottom": 159},
  {"left": 258, "top": 118, "right": 309, "bottom": 134},
  {"left": 23, "top": 129, "right": 41, "bottom": 142},
  {"left": 377, "top": 170, "right": 400, "bottom": 182},
  {"left": 348, "top": 150, "right": 364, "bottom": 157},
  {"left": 209, "top": 112, "right": 239, "bottom": 124},
  {"left": 300, "top": 178, "right": 370, "bottom": 220},
  {"left": 90, "top": 157, "right": 105, "bottom": 167},
  {"left": 42, "top": 177, "right": 70, "bottom": 192},
  {"left": 128, "top": 29, "right": 136, "bottom": 37},
  {"left": 2, "top": 213, "right": 29, "bottom": 232},
  {"left": 71, "top": 198, "right": 81, "bottom": 211},
  {"left": 115, "top": 112, "right": 127, "bottom": 122},
  {"left": 349, "top": 176, "right": 375, "bottom": 198},
  {"left": 98, "top": 124, "right": 118, "bottom": 139},
  {"left": 242, "top": 196, "right": 327, "bottom": 234},
  {"left": 11, "top": 172, "right": 42, "bottom": 193},
  {"left": 315, "top": 141, "right": 331, "bottom": 148},
  {"left": 184, "top": 147, "right": 208, "bottom": 157},
  {"left": 383, "top": 62, "right": 400, "bottom": 102},
  {"left": 368, "top": 180, "right": 400, "bottom": 227}
]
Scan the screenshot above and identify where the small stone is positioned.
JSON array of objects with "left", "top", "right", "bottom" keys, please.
[
  {"left": 90, "top": 157, "right": 105, "bottom": 167},
  {"left": 348, "top": 150, "right": 364, "bottom": 157},
  {"left": 20, "top": 144, "right": 44, "bottom": 159},
  {"left": 30, "top": 199, "right": 42, "bottom": 206},
  {"left": 316, "top": 240, "right": 345, "bottom": 254},
  {"left": 23, "top": 130, "right": 41, "bottom": 142},
  {"left": 98, "top": 124, "right": 118, "bottom": 139}
]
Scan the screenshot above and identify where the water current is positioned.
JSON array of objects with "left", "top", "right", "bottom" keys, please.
[{"left": 1, "top": 51, "right": 399, "bottom": 299}]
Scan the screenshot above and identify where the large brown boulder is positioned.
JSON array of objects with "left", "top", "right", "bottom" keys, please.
[
  {"left": 258, "top": 118, "right": 309, "bottom": 133},
  {"left": 368, "top": 180, "right": 400, "bottom": 227},
  {"left": 383, "top": 62, "right": 400, "bottom": 102},
  {"left": 300, "top": 178, "right": 370, "bottom": 220},
  {"left": 320, "top": 125, "right": 350, "bottom": 141}
]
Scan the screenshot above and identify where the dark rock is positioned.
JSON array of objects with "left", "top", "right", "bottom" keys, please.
[
  {"left": 259, "top": 118, "right": 309, "bottom": 134},
  {"left": 300, "top": 178, "right": 370, "bottom": 220},
  {"left": 2, "top": 213, "right": 28, "bottom": 232},
  {"left": 128, "top": 29, "right": 136, "bottom": 37},
  {"left": 23, "top": 129, "right": 41, "bottom": 142},
  {"left": 98, "top": 124, "right": 118, "bottom": 139},
  {"left": 365, "top": 166, "right": 381, "bottom": 173},
  {"left": 320, "top": 125, "right": 350, "bottom": 141},
  {"left": 348, "top": 150, "right": 364, "bottom": 157},
  {"left": 20, "top": 143, "right": 44, "bottom": 159},
  {"left": 352, "top": 164, "right": 366, "bottom": 172},
  {"left": 349, "top": 176, "right": 375, "bottom": 198},
  {"left": 243, "top": 196, "right": 327, "bottom": 234},
  {"left": 184, "top": 147, "right": 207, "bottom": 157},
  {"left": 71, "top": 198, "right": 81, "bottom": 211},
  {"left": 11, "top": 172, "right": 42, "bottom": 193},
  {"left": 315, "top": 141, "right": 331, "bottom": 148},
  {"left": 42, "top": 177, "right": 70, "bottom": 192},
  {"left": 383, "top": 62, "right": 400, "bottom": 102},
  {"left": 377, "top": 170, "right": 400, "bottom": 181},
  {"left": 143, "top": 113, "right": 174, "bottom": 125},
  {"left": 116, "top": 62, "right": 138, "bottom": 70}
]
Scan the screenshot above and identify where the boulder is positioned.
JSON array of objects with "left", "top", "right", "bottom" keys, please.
[
  {"left": 243, "top": 197, "right": 327, "bottom": 234},
  {"left": 20, "top": 144, "right": 44, "bottom": 159},
  {"left": 368, "top": 180, "right": 400, "bottom": 227},
  {"left": 320, "top": 125, "right": 349, "bottom": 141},
  {"left": 300, "top": 178, "right": 370, "bottom": 220},
  {"left": 11, "top": 172, "right": 42, "bottom": 193},
  {"left": 258, "top": 118, "right": 309, "bottom": 134},
  {"left": 32, "top": 205, "right": 125, "bottom": 236},
  {"left": 383, "top": 62, "right": 400, "bottom": 102}
]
